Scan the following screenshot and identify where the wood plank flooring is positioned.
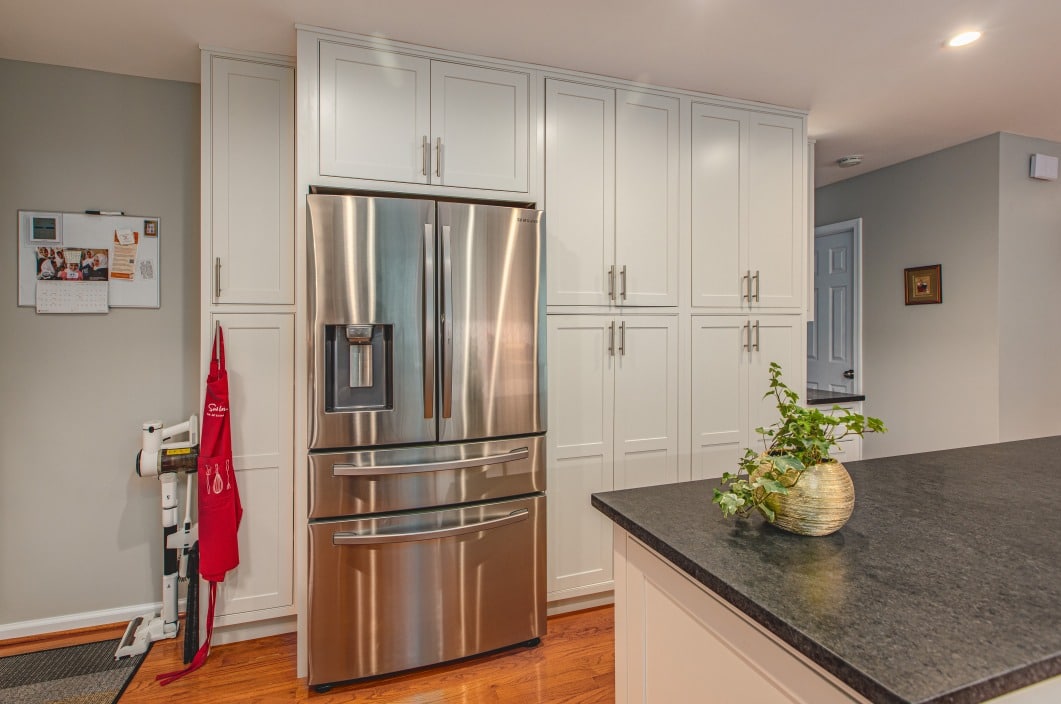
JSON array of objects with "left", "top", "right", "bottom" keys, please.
[{"left": 5, "top": 607, "right": 615, "bottom": 703}]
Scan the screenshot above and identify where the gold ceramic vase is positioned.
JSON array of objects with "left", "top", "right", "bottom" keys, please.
[{"left": 761, "top": 460, "right": 854, "bottom": 536}]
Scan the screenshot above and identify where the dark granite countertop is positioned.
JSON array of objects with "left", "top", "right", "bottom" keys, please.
[
  {"left": 592, "top": 437, "right": 1061, "bottom": 704},
  {"left": 806, "top": 388, "right": 866, "bottom": 405}
]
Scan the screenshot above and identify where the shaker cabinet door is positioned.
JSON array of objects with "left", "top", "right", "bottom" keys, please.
[
  {"left": 748, "top": 111, "right": 804, "bottom": 310},
  {"left": 546, "top": 316, "right": 615, "bottom": 597},
  {"left": 210, "top": 57, "right": 294, "bottom": 305},
  {"left": 690, "top": 316, "right": 748, "bottom": 480},
  {"left": 615, "top": 91, "right": 679, "bottom": 307},
  {"left": 432, "top": 62, "right": 529, "bottom": 191},
  {"left": 319, "top": 42, "right": 431, "bottom": 184},
  {"left": 545, "top": 80, "right": 615, "bottom": 307}
]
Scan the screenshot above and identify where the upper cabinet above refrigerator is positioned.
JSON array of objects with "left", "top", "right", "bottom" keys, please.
[{"left": 315, "top": 40, "right": 532, "bottom": 193}]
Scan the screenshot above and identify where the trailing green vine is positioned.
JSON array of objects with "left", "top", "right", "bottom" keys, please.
[{"left": 712, "top": 362, "right": 886, "bottom": 522}]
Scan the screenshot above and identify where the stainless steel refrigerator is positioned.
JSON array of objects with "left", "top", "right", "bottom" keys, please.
[{"left": 305, "top": 193, "right": 546, "bottom": 689}]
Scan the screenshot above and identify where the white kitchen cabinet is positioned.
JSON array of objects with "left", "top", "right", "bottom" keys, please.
[
  {"left": 319, "top": 41, "right": 529, "bottom": 192},
  {"left": 690, "top": 315, "right": 804, "bottom": 480},
  {"left": 207, "top": 56, "right": 294, "bottom": 305},
  {"left": 547, "top": 314, "right": 678, "bottom": 599},
  {"left": 209, "top": 313, "right": 294, "bottom": 621},
  {"left": 201, "top": 50, "right": 296, "bottom": 637},
  {"left": 691, "top": 103, "right": 805, "bottom": 311},
  {"left": 546, "top": 80, "right": 679, "bottom": 307}
]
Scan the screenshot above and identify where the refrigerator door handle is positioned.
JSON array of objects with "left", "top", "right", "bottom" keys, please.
[
  {"left": 332, "top": 446, "right": 530, "bottom": 477},
  {"left": 423, "top": 224, "right": 435, "bottom": 419},
  {"left": 441, "top": 224, "right": 453, "bottom": 419},
  {"left": 332, "top": 509, "right": 529, "bottom": 545}
]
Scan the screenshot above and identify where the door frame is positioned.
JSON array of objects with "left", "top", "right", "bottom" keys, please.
[{"left": 812, "top": 218, "right": 862, "bottom": 394}]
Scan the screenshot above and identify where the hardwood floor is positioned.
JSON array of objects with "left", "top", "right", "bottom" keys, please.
[{"left": 5, "top": 607, "right": 615, "bottom": 703}]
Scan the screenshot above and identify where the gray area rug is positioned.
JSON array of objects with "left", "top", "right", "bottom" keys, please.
[{"left": 0, "top": 638, "right": 148, "bottom": 704}]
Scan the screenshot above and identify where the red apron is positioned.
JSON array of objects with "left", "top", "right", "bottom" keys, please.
[{"left": 158, "top": 326, "right": 242, "bottom": 685}]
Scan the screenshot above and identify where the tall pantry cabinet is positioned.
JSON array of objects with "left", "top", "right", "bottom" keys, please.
[
  {"left": 544, "top": 77, "right": 683, "bottom": 603},
  {"left": 200, "top": 50, "right": 296, "bottom": 638}
]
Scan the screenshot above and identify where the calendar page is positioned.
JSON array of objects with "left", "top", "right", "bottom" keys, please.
[{"left": 35, "top": 280, "right": 109, "bottom": 313}]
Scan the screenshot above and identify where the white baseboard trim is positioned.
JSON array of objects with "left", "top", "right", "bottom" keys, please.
[
  {"left": 0, "top": 599, "right": 186, "bottom": 641},
  {"left": 547, "top": 590, "right": 614, "bottom": 616},
  {"left": 211, "top": 614, "right": 296, "bottom": 646}
]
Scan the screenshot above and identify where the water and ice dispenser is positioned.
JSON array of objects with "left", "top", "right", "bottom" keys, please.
[{"left": 325, "top": 324, "right": 392, "bottom": 412}]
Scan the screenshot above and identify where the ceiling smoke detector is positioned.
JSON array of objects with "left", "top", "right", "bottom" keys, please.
[{"left": 837, "top": 155, "right": 864, "bottom": 168}]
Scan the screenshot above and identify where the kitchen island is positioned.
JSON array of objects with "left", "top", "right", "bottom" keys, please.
[{"left": 592, "top": 437, "right": 1061, "bottom": 703}]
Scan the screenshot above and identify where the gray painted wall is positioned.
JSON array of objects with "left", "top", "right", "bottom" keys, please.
[
  {"left": 815, "top": 135, "right": 1001, "bottom": 458},
  {"left": 997, "top": 133, "right": 1061, "bottom": 441},
  {"left": 0, "top": 60, "right": 199, "bottom": 624}
]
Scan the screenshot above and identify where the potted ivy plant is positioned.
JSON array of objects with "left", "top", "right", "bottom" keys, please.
[{"left": 712, "top": 362, "right": 886, "bottom": 536}]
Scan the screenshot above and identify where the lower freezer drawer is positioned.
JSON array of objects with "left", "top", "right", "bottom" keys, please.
[{"left": 307, "top": 494, "right": 546, "bottom": 686}]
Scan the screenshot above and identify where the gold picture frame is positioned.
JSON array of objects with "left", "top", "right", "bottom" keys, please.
[{"left": 904, "top": 264, "right": 942, "bottom": 305}]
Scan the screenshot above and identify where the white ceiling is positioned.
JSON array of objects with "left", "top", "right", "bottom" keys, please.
[{"left": 2, "top": 0, "right": 1058, "bottom": 186}]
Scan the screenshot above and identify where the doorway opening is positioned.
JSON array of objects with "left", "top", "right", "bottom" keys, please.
[{"left": 807, "top": 219, "right": 862, "bottom": 394}]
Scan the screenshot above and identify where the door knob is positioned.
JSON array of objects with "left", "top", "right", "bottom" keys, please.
[{"left": 843, "top": 369, "right": 855, "bottom": 379}]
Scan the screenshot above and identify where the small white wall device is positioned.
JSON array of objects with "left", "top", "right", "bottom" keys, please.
[{"left": 1030, "top": 153, "right": 1059, "bottom": 181}]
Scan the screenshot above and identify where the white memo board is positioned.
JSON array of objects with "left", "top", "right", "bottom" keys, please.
[{"left": 18, "top": 211, "right": 160, "bottom": 308}]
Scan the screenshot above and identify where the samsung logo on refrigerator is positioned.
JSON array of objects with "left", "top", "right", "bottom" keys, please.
[{"left": 517, "top": 216, "right": 539, "bottom": 223}]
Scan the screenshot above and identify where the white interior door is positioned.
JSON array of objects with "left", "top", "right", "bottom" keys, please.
[{"left": 807, "top": 220, "right": 860, "bottom": 393}]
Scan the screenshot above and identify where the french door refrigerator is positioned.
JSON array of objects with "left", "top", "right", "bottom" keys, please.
[{"left": 305, "top": 193, "right": 546, "bottom": 689}]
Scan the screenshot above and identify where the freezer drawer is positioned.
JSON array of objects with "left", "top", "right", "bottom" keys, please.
[
  {"left": 308, "top": 494, "right": 546, "bottom": 686},
  {"left": 308, "top": 435, "right": 544, "bottom": 519}
]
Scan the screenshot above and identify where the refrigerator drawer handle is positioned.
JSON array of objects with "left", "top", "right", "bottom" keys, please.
[
  {"left": 332, "top": 508, "right": 529, "bottom": 545},
  {"left": 332, "top": 447, "right": 530, "bottom": 477}
]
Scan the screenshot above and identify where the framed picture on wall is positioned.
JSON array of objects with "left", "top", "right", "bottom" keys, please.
[{"left": 904, "top": 264, "right": 942, "bottom": 305}]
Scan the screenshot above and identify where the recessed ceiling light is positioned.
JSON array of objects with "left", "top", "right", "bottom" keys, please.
[{"left": 947, "top": 31, "right": 982, "bottom": 48}]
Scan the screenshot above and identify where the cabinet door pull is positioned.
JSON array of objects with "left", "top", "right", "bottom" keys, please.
[
  {"left": 620, "top": 265, "right": 627, "bottom": 301},
  {"left": 435, "top": 137, "right": 442, "bottom": 178},
  {"left": 608, "top": 265, "right": 616, "bottom": 301},
  {"left": 608, "top": 321, "right": 616, "bottom": 356},
  {"left": 753, "top": 270, "right": 761, "bottom": 302},
  {"left": 421, "top": 135, "right": 429, "bottom": 176},
  {"left": 753, "top": 320, "right": 760, "bottom": 351},
  {"left": 619, "top": 321, "right": 626, "bottom": 356},
  {"left": 214, "top": 257, "right": 222, "bottom": 299},
  {"left": 743, "top": 321, "right": 750, "bottom": 351},
  {"left": 743, "top": 271, "right": 751, "bottom": 301}
]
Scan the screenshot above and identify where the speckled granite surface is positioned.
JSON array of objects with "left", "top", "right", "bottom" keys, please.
[
  {"left": 806, "top": 388, "right": 866, "bottom": 405},
  {"left": 592, "top": 437, "right": 1061, "bottom": 704}
]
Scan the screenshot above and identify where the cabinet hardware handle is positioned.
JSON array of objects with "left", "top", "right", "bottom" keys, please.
[
  {"left": 743, "top": 321, "right": 750, "bottom": 351},
  {"left": 743, "top": 271, "right": 751, "bottom": 301},
  {"left": 422, "top": 224, "right": 435, "bottom": 419},
  {"left": 608, "top": 321, "right": 615, "bottom": 356},
  {"left": 333, "top": 508, "right": 529, "bottom": 545},
  {"left": 333, "top": 447, "right": 529, "bottom": 477},
  {"left": 620, "top": 265, "right": 627, "bottom": 301},
  {"left": 753, "top": 270, "right": 761, "bottom": 302},
  {"left": 435, "top": 137, "right": 442, "bottom": 178},
  {"left": 608, "top": 265, "right": 616, "bottom": 301},
  {"left": 422, "top": 135, "right": 428, "bottom": 176},
  {"left": 214, "top": 257, "right": 221, "bottom": 299},
  {"left": 619, "top": 321, "right": 626, "bottom": 356},
  {"left": 753, "top": 320, "right": 760, "bottom": 351}
]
